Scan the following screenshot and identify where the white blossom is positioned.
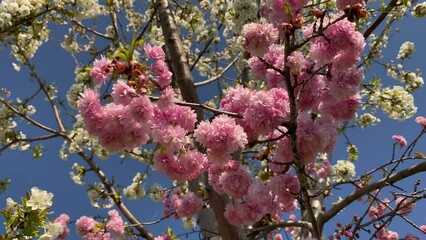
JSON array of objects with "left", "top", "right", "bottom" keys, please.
[
  {"left": 412, "top": 2, "right": 426, "bottom": 18},
  {"left": 397, "top": 41, "right": 415, "bottom": 59},
  {"left": 26, "top": 187, "right": 54, "bottom": 210},
  {"left": 332, "top": 160, "right": 356, "bottom": 182},
  {"left": 182, "top": 217, "right": 196, "bottom": 229}
]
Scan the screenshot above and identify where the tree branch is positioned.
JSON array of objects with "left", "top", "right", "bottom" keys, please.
[{"left": 323, "top": 161, "right": 426, "bottom": 222}]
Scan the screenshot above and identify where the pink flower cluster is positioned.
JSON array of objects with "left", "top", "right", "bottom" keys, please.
[
  {"left": 415, "top": 116, "right": 426, "bottom": 128},
  {"left": 220, "top": 86, "right": 290, "bottom": 140},
  {"left": 307, "top": 17, "right": 365, "bottom": 72},
  {"left": 336, "top": 0, "right": 365, "bottom": 11},
  {"left": 163, "top": 190, "right": 204, "bottom": 219},
  {"left": 368, "top": 199, "right": 389, "bottom": 220},
  {"left": 144, "top": 43, "right": 172, "bottom": 88},
  {"left": 211, "top": 164, "right": 253, "bottom": 199},
  {"left": 375, "top": 227, "right": 399, "bottom": 240},
  {"left": 260, "top": 0, "right": 309, "bottom": 26},
  {"left": 77, "top": 89, "right": 153, "bottom": 152},
  {"left": 223, "top": 172, "right": 301, "bottom": 226},
  {"left": 152, "top": 103, "right": 196, "bottom": 152},
  {"left": 76, "top": 210, "right": 125, "bottom": 240},
  {"left": 90, "top": 57, "right": 112, "bottom": 85},
  {"left": 271, "top": 113, "right": 338, "bottom": 166},
  {"left": 194, "top": 115, "right": 248, "bottom": 165},
  {"left": 78, "top": 43, "right": 182, "bottom": 153},
  {"left": 53, "top": 214, "right": 70, "bottom": 240},
  {"left": 241, "top": 23, "right": 279, "bottom": 57},
  {"left": 392, "top": 135, "right": 407, "bottom": 148},
  {"left": 153, "top": 150, "right": 208, "bottom": 182}
]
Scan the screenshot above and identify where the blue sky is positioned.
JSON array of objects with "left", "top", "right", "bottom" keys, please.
[{"left": 0, "top": 4, "right": 426, "bottom": 240}]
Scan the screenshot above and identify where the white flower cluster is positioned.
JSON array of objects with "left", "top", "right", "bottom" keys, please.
[
  {"left": 229, "top": 0, "right": 258, "bottom": 34},
  {"left": 27, "top": 187, "right": 54, "bottom": 211},
  {"left": 374, "top": 86, "right": 417, "bottom": 120},
  {"left": 176, "top": 6, "right": 206, "bottom": 34},
  {"left": 0, "top": 104, "right": 30, "bottom": 151},
  {"left": 0, "top": 0, "right": 43, "bottom": 29},
  {"left": 368, "top": 33, "right": 389, "bottom": 61},
  {"left": 182, "top": 217, "right": 196, "bottom": 229},
  {"left": 87, "top": 183, "right": 114, "bottom": 208},
  {"left": 39, "top": 222, "right": 64, "bottom": 240},
  {"left": 61, "top": 29, "right": 81, "bottom": 53},
  {"left": 148, "top": 183, "right": 165, "bottom": 202},
  {"left": 387, "top": 63, "right": 424, "bottom": 92},
  {"left": 73, "top": 0, "right": 106, "bottom": 20},
  {"left": 389, "top": 0, "right": 411, "bottom": 20},
  {"left": 122, "top": 0, "right": 146, "bottom": 31},
  {"left": 356, "top": 113, "right": 381, "bottom": 128},
  {"left": 69, "top": 163, "right": 85, "bottom": 185},
  {"left": 347, "top": 144, "right": 358, "bottom": 161},
  {"left": 10, "top": 23, "right": 50, "bottom": 63},
  {"left": 332, "top": 160, "right": 356, "bottom": 182},
  {"left": 412, "top": 2, "right": 426, "bottom": 18},
  {"left": 397, "top": 41, "right": 415, "bottom": 59},
  {"left": 124, "top": 172, "right": 146, "bottom": 199}
]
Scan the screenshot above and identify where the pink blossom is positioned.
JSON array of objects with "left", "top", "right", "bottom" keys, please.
[
  {"left": 111, "top": 79, "right": 136, "bottom": 105},
  {"left": 336, "top": 0, "right": 365, "bottom": 11},
  {"left": 152, "top": 60, "right": 172, "bottom": 88},
  {"left": 241, "top": 23, "right": 278, "bottom": 57},
  {"left": 395, "top": 197, "right": 416, "bottom": 214},
  {"left": 243, "top": 88, "right": 289, "bottom": 137},
  {"left": 286, "top": 51, "right": 307, "bottom": 70},
  {"left": 328, "top": 66, "right": 364, "bottom": 100},
  {"left": 309, "top": 17, "right": 364, "bottom": 71},
  {"left": 368, "top": 199, "right": 389, "bottom": 219},
  {"left": 144, "top": 43, "right": 165, "bottom": 61},
  {"left": 172, "top": 191, "right": 204, "bottom": 218},
  {"left": 219, "top": 166, "right": 253, "bottom": 198},
  {"left": 77, "top": 89, "right": 101, "bottom": 117},
  {"left": 152, "top": 125, "right": 187, "bottom": 152},
  {"left": 420, "top": 225, "right": 426, "bottom": 234},
  {"left": 153, "top": 105, "right": 197, "bottom": 132},
  {"left": 153, "top": 151, "right": 208, "bottom": 182},
  {"left": 320, "top": 93, "right": 361, "bottom": 121},
  {"left": 375, "top": 227, "right": 399, "bottom": 240},
  {"left": 90, "top": 57, "right": 111, "bottom": 85},
  {"left": 128, "top": 95, "right": 154, "bottom": 123},
  {"left": 317, "top": 159, "right": 332, "bottom": 178},
  {"left": 76, "top": 216, "right": 97, "bottom": 237},
  {"left": 157, "top": 86, "right": 176, "bottom": 109},
  {"left": 106, "top": 209, "right": 125, "bottom": 236},
  {"left": 296, "top": 113, "right": 338, "bottom": 164},
  {"left": 248, "top": 57, "right": 267, "bottom": 81},
  {"left": 245, "top": 182, "right": 273, "bottom": 208},
  {"left": 53, "top": 214, "right": 70, "bottom": 240},
  {"left": 270, "top": 137, "right": 293, "bottom": 172},
  {"left": 392, "top": 135, "right": 407, "bottom": 148},
  {"left": 415, "top": 116, "right": 426, "bottom": 128},
  {"left": 263, "top": 0, "right": 308, "bottom": 26},
  {"left": 224, "top": 202, "right": 264, "bottom": 225},
  {"left": 194, "top": 115, "right": 248, "bottom": 165},
  {"left": 402, "top": 233, "right": 420, "bottom": 240}
]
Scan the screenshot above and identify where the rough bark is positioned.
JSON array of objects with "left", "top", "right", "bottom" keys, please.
[{"left": 155, "top": 0, "right": 244, "bottom": 239}]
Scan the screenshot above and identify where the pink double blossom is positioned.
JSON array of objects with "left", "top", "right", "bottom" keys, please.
[
  {"left": 241, "top": 23, "right": 278, "bottom": 57},
  {"left": 90, "top": 56, "right": 112, "bottom": 85},
  {"left": 194, "top": 115, "right": 248, "bottom": 165}
]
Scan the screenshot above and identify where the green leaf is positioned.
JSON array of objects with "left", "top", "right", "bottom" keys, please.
[
  {"left": 127, "top": 33, "right": 137, "bottom": 62},
  {"left": 284, "top": 0, "right": 293, "bottom": 20},
  {"left": 415, "top": 151, "right": 426, "bottom": 159}
]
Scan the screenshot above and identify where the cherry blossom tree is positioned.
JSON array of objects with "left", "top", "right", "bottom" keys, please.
[{"left": 0, "top": 0, "right": 426, "bottom": 239}]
